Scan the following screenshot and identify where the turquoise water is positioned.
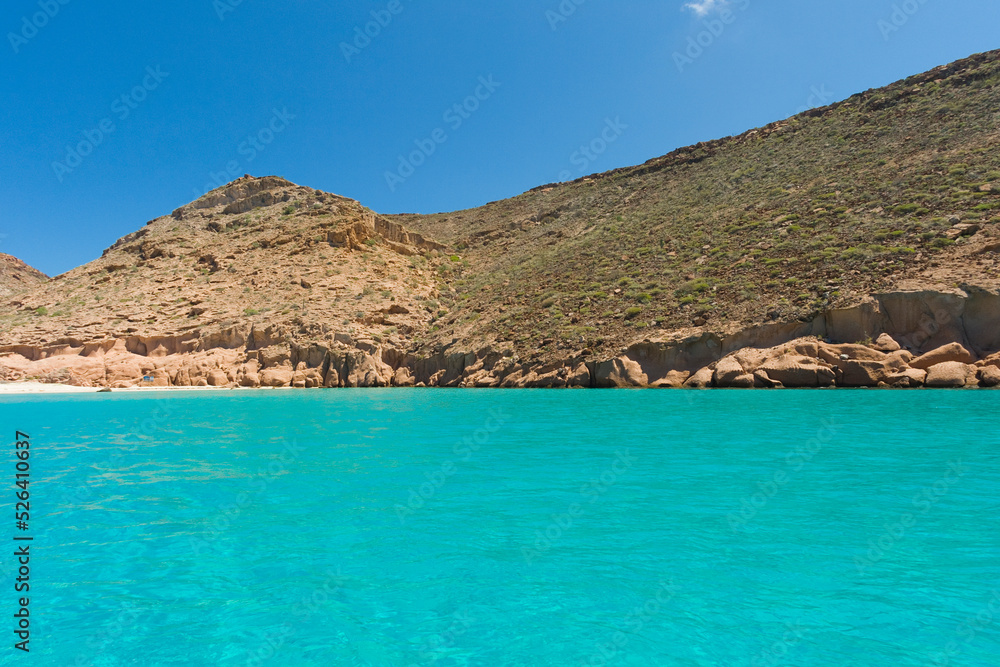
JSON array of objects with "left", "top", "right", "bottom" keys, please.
[{"left": 1, "top": 389, "right": 998, "bottom": 666}]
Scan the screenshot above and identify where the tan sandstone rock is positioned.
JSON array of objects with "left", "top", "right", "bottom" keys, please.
[
  {"left": 758, "top": 354, "right": 836, "bottom": 388},
  {"left": 566, "top": 362, "right": 592, "bottom": 388},
  {"left": 206, "top": 369, "right": 230, "bottom": 386},
  {"left": 260, "top": 368, "right": 293, "bottom": 388},
  {"left": 886, "top": 367, "right": 927, "bottom": 388},
  {"left": 838, "top": 357, "right": 907, "bottom": 387},
  {"left": 595, "top": 357, "right": 648, "bottom": 388},
  {"left": 713, "top": 356, "right": 748, "bottom": 388},
  {"left": 872, "top": 333, "right": 902, "bottom": 352},
  {"left": 684, "top": 366, "right": 714, "bottom": 388},
  {"left": 925, "top": 361, "right": 976, "bottom": 388},
  {"left": 393, "top": 367, "right": 416, "bottom": 387},
  {"left": 650, "top": 369, "right": 691, "bottom": 388},
  {"left": 978, "top": 365, "right": 1000, "bottom": 387},
  {"left": 911, "top": 343, "right": 975, "bottom": 370}
]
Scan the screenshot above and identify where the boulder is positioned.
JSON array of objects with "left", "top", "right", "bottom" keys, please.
[
  {"left": 753, "top": 370, "right": 781, "bottom": 388},
  {"left": 292, "top": 368, "right": 323, "bottom": 388},
  {"left": 650, "top": 370, "right": 690, "bottom": 388},
  {"left": 472, "top": 373, "right": 500, "bottom": 388},
  {"left": 566, "top": 362, "right": 592, "bottom": 388},
  {"left": 725, "top": 373, "right": 756, "bottom": 388},
  {"left": 872, "top": 333, "right": 902, "bottom": 352},
  {"left": 757, "top": 354, "right": 835, "bottom": 388},
  {"left": 522, "top": 368, "right": 567, "bottom": 388},
  {"left": 886, "top": 349, "right": 915, "bottom": 365},
  {"left": 594, "top": 357, "right": 648, "bottom": 388},
  {"left": 977, "top": 365, "right": 1000, "bottom": 388},
  {"left": 886, "top": 367, "right": 926, "bottom": 388},
  {"left": 817, "top": 344, "right": 886, "bottom": 365},
  {"left": 393, "top": 367, "right": 416, "bottom": 387},
  {"left": 683, "top": 366, "right": 714, "bottom": 388},
  {"left": 206, "top": 369, "right": 230, "bottom": 386},
  {"left": 910, "top": 343, "right": 975, "bottom": 370},
  {"left": 925, "top": 362, "right": 975, "bottom": 388},
  {"left": 838, "top": 358, "right": 906, "bottom": 387},
  {"left": 713, "top": 356, "right": 747, "bottom": 387},
  {"left": 240, "top": 372, "right": 260, "bottom": 388},
  {"left": 978, "top": 352, "right": 1000, "bottom": 370},
  {"left": 260, "top": 368, "right": 293, "bottom": 388}
]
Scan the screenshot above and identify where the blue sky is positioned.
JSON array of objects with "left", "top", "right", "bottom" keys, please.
[{"left": 3, "top": 0, "right": 999, "bottom": 276}]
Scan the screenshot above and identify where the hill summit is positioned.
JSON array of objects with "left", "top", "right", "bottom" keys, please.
[{"left": 0, "top": 253, "right": 47, "bottom": 299}]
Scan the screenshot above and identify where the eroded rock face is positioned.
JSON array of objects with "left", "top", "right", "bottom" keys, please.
[{"left": 2, "top": 286, "right": 999, "bottom": 390}]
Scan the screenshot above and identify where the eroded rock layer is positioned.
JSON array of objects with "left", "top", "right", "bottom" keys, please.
[{"left": 2, "top": 287, "right": 998, "bottom": 389}]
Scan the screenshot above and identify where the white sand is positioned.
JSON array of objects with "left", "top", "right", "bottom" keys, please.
[
  {"left": 0, "top": 382, "right": 235, "bottom": 395},
  {"left": 0, "top": 382, "right": 99, "bottom": 394}
]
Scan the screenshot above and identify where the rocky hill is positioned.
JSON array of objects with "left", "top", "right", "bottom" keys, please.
[
  {"left": 0, "top": 253, "right": 47, "bottom": 299},
  {"left": 2, "top": 50, "right": 1000, "bottom": 389}
]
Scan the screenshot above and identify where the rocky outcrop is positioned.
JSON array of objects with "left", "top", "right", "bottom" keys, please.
[{"left": 2, "top": 287, "right": 1000, "bottom": 389}]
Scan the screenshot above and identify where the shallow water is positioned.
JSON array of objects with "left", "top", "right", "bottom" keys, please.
[{"left": 2, "top": 389, "right": 999, "bottom": 666}]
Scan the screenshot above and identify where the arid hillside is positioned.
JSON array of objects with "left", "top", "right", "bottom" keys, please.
[
  {"left": 2, "top": 50, "right": 1000, "bottom": 389},
  {"left": 392, "top": 49, "right": 1000, "bottom": 356}
]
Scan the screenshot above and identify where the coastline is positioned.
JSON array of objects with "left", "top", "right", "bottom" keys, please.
[{"left": 0, "top": 382, "right": 235, "bottom": 396}]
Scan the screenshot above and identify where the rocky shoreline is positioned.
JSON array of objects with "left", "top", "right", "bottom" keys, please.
[{"left": 2, "top": 288, "right": 999, "bottom": 390}]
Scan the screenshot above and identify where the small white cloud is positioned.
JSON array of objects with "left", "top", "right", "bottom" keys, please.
[{"left": 683, "top": 0, "right": 725, "bottom": 16}]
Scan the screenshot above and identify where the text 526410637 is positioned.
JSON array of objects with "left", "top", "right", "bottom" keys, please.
[{"left": 13, "top": 431, "right": 32, "bottom": 653}]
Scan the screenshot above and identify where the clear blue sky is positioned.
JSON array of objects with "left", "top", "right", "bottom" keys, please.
[{"left": 3, "top": 0, "right": 999, "bottom": 276}]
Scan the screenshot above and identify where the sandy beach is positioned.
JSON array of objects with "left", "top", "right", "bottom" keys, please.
[{"left": 0, "top": 382, "right": 236, "bottom": 395}]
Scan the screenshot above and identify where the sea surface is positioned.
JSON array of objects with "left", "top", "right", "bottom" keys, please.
[{"left": 0, "top": 389, "right": 998, "bottom": 666}]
